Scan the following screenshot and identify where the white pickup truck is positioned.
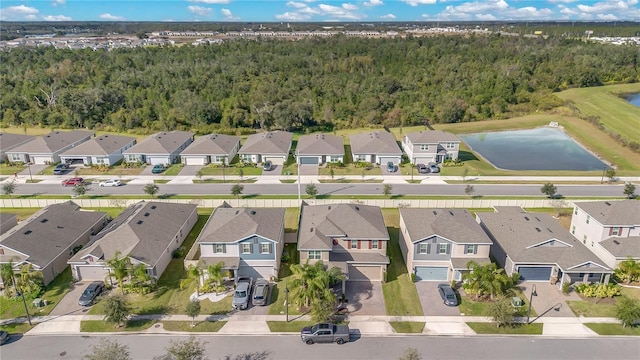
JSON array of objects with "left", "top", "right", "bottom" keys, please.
[{"left": 232, "top": 277, "right": 252, "bottom": 310}]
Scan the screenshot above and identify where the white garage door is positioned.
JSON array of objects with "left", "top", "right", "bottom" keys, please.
[
  {"left": 238, "top": 266, "right": 273, "bottom": 280},
  {"left": 414, "top": 157, "right": 432, "bottom": 165},
  {"left": 349, "top": 265, "right": 382, "bottom": 281},
  {"left": 378, "top": 157, "right": 398, "bottom": 165},
  {"left": 32, "top": 156, "right": 52, "bottom": 165},
  {"left": 264, "top": 156, "right": 284, "bottom": 165},
  {"left": 184, "top": 157, "right": 206, "bottom": 166},
  {"left": 148, "top": 156, "right": 168, "bottom": 165},
  {"left": 76, "top": 266, "right": 109, "bottom": 281}
]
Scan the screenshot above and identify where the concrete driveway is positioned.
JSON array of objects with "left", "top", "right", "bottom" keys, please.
[
  {"left": 344, "top": 281, "right": 386, "bottom": 316},
  {"left": 415, "top": 282, "right": 461, "bottom": 316},
  {"left": 49, "top": 281, "right": 107, "bottom": 316},
  {"left": 299, "top": 164, "right": 318, "bottom": 176},
  {"left": 261, "top": 164, "right": 282, "bottom": 176},
  {"left": 519, "top": 281, "right": 580, "bottom": 319},
  {"left": 178, "top": 165, "right": 203, "bottom": 176}
]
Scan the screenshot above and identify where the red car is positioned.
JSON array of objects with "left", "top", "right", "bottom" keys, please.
[{"left": 61, "top": 177, "right": 84, "bottom": 187}]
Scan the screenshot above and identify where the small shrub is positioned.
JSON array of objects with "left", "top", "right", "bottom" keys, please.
[
  {"left": 574, "top": 283, "right": 620, "bottom": 298},
  {"left": 172, "top": 247, "right": 185, "bottom": 259},
  {"left": 410, "top": 273, "right": 416, "bottom": 282},
  {"left": 562, "top": 282, "right": 571, "bottom": 294}
]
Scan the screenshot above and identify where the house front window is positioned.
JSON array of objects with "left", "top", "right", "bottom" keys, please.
[
  {"left": 95, "top": 158, "right": 106, "bottom": 164},
  {"left": 611, "top": 227, "right": 620, "bottom": 236},
  {"left": 571, "top": 226, "right": 575, "bottom": 234},
  {"left": 418, "top": 243, "right": 428, "bottom": 254},
  {"left": 574, "top": 208, "right": 578, "bottom": 215},
  {"left": 126, "top": 154, "right": 138, "bottom": 162},
  {"left": 445, "top": 142, "right": 456, "bottom": 149},
  {"left": 371, "top": 240, "right": 379, "bottom": 249},
  {"left": 356, "top": 155, "right": 366, "bottom": 162},
  {"left": 10, "top": 154, "right": 22, "bottom": 161},
  {"left": 465, "top": 245, "right": 475, "bottom": 254},
  {"left": 241, "top": 243, "right": 251, "bottom": 254},
  {"left": 308, "top": 251, "right": 321, "bottom": 260},
  {"left": 214, "top": 244, "right": 225, "bottom": 253},
  {"left": 583, "top": 235, "right": 587, "bottom": 244},
  {"left": 330, "top": 156, "right": 340, "bottom": 162},
  {"left": 241, "top": 154, "right": 252, "bottom": 161},
  {"left": 586, "top": 215, "right": 590, "bottom": 224},
  {"left": 420, "top": 145, "right": 429, "bottom": 151},
  {"left": 350, "top": 240, "right": 358, "bottom": 249},
  {"left": 215, "top": 156, "right": 226, "bottom": 163},
  {"left": 438, "top": 244, "right": 447, "bottom": 254},
  {"left": 260, "top": 243, "right": 270, "bottom": 254}
]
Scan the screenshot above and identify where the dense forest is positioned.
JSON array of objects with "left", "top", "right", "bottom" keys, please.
[{"left": 1, "top": 35, "right": 639, "bottom": 135}]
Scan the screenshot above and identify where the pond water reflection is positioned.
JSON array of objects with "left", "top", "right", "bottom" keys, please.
[
  {"left": 626, "top": 93, "right": 640, "bottom": 107},
  {"left": 460, "top": 127, "right": 606, "bottom": 171}
]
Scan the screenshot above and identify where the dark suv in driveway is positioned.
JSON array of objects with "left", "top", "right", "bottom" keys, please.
[
  {"left": 78, "top": 281, "right": 105, "bottom": 306},
  {"left": 416, "top": 164, "right": 429, "bottom": 174},
  {"left": 386, "top": 161, "right": 397, "bottom": 173},
  {"left": 53, "top": 163, "right": 69, "bottom": 175}
]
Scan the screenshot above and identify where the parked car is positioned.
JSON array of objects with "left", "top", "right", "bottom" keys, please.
[
  {"left": 99, "top": 179, "right": 122, "bottom": 187},
  {"left": 61, "top": 177, "right": 84, "bottom": 187},
  {"left": 416, "top": 163, "right": 429, "bottom": 174},
  {"left": 78, "top": 281, "right": 105, "bottom": 306},
  {"left": 232, "top": 277, "right": 253, "bottom": 310},
  {"left": 429, "top": 162, "right": 440, "bottom": 173},
  {"left": 151, "top": 164, "right": 166, "bottom": 174},
  {"left": 252, "top": 278, "right": 270, "bottom": 306},
  {"left": 300, "top": 322, "right": 350, "bottom": 345},
  {"left": 437, "top": 283, "right": 458, "bottom": 307},
  {"left": 0, "top": 330, "right": 8, "bottom": 345},
  {"left": 263, "top": 160, "right": 273, "bottom": 171},
  {"left": 53, "top": 163, "right": 69, "bottom": 175},
  {"left": 386, "top": 161, "right": 397, "bottom": 173}
]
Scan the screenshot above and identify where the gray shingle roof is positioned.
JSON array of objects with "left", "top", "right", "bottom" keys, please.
[
  {"left": 574, "top": 200, "right": 640, "bottom": 226},
  {"left": 349, "top": 131, "right": 402, "bottom": 156},
  {"left": 296, "top": 134, "right": 344, "bottom": 156},
  {"left": 197, "top": 207, "right": 285, "bottom": 244},
  {"left": 8, "top": 130, "right": 94, "bottom": 154},
  {"left": 0, "top": 133, "right": 36, "bottom": 152},
  {"left": 180, "top": 133, "right": 240, "bottom": 156},
  {"left": 477, "top": 206, "right": 611, "bottom": 271},
  {"left": 406, "top": 130, "right": 460, "bottom": 144},
  {"left": 123, "top": 131, "right": 193, "bottom": 155},
  {"left": 61, "top": 134, "right": 136, "bottom": 156},
  {"left": 238, "top": 131, "right": 293, "bottom": 156},
  {"left": 599, "top": 236, "right": 640, "bottom": 258},
  {"left": 329, "top": 251, "right": 389, "bottom": 264},
  {"left": 0, "top": 201, "right": 107, "bottom": 268},
  {"left": 399, "top": 208, "right": 493, "bottom": 244},
  {"left": 69, "top": 202, "right": 197, "bottom": 267},
  {"left": 298, "top": 204, "right": 389, "bottom": 250}
]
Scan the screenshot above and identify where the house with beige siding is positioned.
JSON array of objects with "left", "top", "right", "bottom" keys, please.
[
  {"left": 399, "top": 208, "right": 493, "bottom": 281},
  {"left": 401, "top": 130, "right": 460, "bottom": 165},
  {"left": 570, "top": 200, "right": 640, "bottom": 268}
]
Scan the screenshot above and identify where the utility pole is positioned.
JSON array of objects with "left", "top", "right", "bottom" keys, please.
[{"left": 12, "top": 274, "right": 32, "bottom": 326}]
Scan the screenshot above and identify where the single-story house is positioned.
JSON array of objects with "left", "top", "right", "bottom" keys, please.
[
  {"left": 0, "top": 201, "right": 109, "bottom": 286},
  {"left": 297, "top": 203, "right": 390, "bottom": 283},
  {"left": 6, "top": 130, "right": 94, "bottom": 165},
  {"left": 238, "top": 130, "right": 293, "bottom": 165},
  {"left": 477, "top": 206, "right": 613, "bottom": 288},
  {"left": 349, "top": 131, "right": 402, "bottom": 165},
  {"left": 59, "top": 134, "right": 137, "bottom": 166},
  {"left": 570, "top": 200, "right": 640, "bottom": 268},
  {"left": 68, "top": 202, "right": 198, "bottom": 282},
  {"left": 399, "top": 208, "right": 493, "bottom": 281},
  {"left": 186, "top": 205, "right": 285, "bottom": 281},
  {"left": 296, "top": 133, "right": 344, "bottom": 165},
  {"left": 180, "top": 133, "right": 241, "bottom": 166},
  {"left": 0, "top": 133, "right": 36, "bottom": 163},
  {"left": 123, "top": 131, "right": 194, "bottom": 165},
  {"left": 401, "top": 130, "right": 460, "bottom": 165}
]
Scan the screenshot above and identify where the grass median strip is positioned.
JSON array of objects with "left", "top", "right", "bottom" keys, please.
[
  {"left": 584, "top": 323, "right": 640, "bottom": 336},
  {"left": 389, "top": 321, "right": 425, "bottom": 333},
  {"left": 267, "top": 320, "right": 315, "bottom": 332},
  {"left": 80, "top": 319, "right": 156, "bottom": 332},
  {"left": 467, "top": 322, "right": 543, "bottom": 335},
  {"left": 160, "top": 320, "right": 227, "bottom": 332}
]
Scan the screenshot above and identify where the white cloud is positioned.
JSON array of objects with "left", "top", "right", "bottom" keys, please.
[
  {"left": 275, "top": 11, "right": 312, "bottom": 20},
  {"left": 433, "top": 0, "right": 554, "bottom": 20},
  {"left": 317, "top": 3, "right": 365, "bottom": 19},
  {"left": 186, "top": 0, "right": 229, "bottom": 3},
  {"left": 187, "top": 5, "right": 212, "bottom": 16},
  {"left": 597, "top": 13, "right": 619, "bottom": 19},
  {"left": 364, "top": 0, "right": 384, "bottom": 6},
  {"left": 342, "top": 3, "right": 358, "bottom": 10},
  {"left": 0, "top": 5, "right": 39, "bottom": 20},
  {"left": 380, "top": 13, "right": 396, "bottom": 19},
  {"left": 221, "top": 8, "right": 239, "bottom": 20},
  {"left": 560, "top": 7, "right": 578, "bottom": 14},
  {"left": 52, "top": 0, "right": 66, "bottom": 6},
  {"left": 476, "top": 13, "right": 497, "bottom": 20},
  {"left": 286, "top": 1, "right": 307, "bottom": 8},
  {"left": 577, "top": 0, "right": 635, "bottom": 13},
  {"left": 99, "top": 13, "right": 126, "bottom": 21},
  {"left": 548, "top": 0, "right": 578, "bottom": 2},
  {"left": 401, "top": 0, "right": 437, "bottom": 6},
  {"left": 43, "top": 14, "right": 72, "bottom": 21}
]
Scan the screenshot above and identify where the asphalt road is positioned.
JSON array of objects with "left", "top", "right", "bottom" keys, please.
[
  {"left": 13, "top": 182, "right": 627, "bottom": 197},
  {"left": 1, "top": 334, "right": 638, "bottom": 360}
]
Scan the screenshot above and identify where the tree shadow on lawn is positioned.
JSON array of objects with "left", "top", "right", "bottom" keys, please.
[
  {"left": 136, "top": 305, "right": 172, "bottom": 316},
  {"left": 458, "top": 150, "right": 479, "bottom": 162}
]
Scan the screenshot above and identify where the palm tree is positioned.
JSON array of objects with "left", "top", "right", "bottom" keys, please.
[
  {"left": 206, "top": 261, "right": 226, "bottom": 295},
  {"left": 464, "top": 261, "right": 517, "bottom": 300},
  {"left": 131, "top": 264, "right": 152, "bottom": 291},
  {"left": 180, "top": 264, "right": 203, "bottom": 296},
  {"left": 107, "top": 252, "right": 131, "bottom": 295},
  {"left": 0, "top": 259, "right": 15, "bottom": 294},
  {"left": 289, "top": 260, "right": 343, "bottom": 308},
  {"left": 15, "top": 263, "right": 44, "bottom": 297},
  {"left": 615, "top": 257, "right": 640, "bottom": 284}
]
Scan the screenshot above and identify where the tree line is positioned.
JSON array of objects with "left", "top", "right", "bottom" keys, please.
[{"left": 1, "top": 35, "right": 638, "bottom": 135}]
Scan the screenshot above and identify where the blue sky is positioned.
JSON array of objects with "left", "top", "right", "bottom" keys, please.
[{"left": 1, "top": 1, "right": 639, "bottom": 22}]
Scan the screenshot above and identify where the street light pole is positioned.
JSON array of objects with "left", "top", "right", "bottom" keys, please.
[
  {"left": 526, "top": 284, "right": 537, "bottom": 324},
  {"left": 285, "top": 280, "right": 290, "bottom": 323},
  {"left": 28, "top": 163, "right": 33, "bottom": 182},
  {"left": 601, "top": 166, "right": 606, "bottom": 184}
]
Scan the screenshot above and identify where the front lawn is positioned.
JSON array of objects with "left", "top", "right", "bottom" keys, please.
[
  {"left": 80, "top": 319, "right": 156, "bottom": 332},
  {"left": 390, "top": 321, "right": 425, "bottom": 333},
  {"left": 160, "top": 320, "right": 227, "bottom": 332},
  {"left": 467, "top": 322, "right": 543, "bottom": 334},
  {"left": 318, "top": 164, "right": 382, "bottom": 177},
  {"left": 382, "top": 227, "right": 424, "bottom": 316},
  {"left": 459, "top": 291, "right": 536, "bottom": 317},
  {"left": 566, "top": 300, "right": 616, "bottom": 317},
  {"left": 585, "top": 323, "right": 640, "bottom": 336},
  {"left": 198, "top": 166, "right": 262, "bottom": 176},
  {"left": 163, "top": 165, "right": 183, "bottom": 176},
  {"left": 0, "top": 322, "right": 34, "bottom": 334},
  {"left": 285, "top": 208, "right": 300, "bottom": 232},
  {"left": 268, "top": 244, "right": 302, "bottom": 316},
  {"left": 0, "top": 163, "right": 25, "bottom": 175},
  {"left": 267, "top": 320, "right": 315, "bottom": 332}
]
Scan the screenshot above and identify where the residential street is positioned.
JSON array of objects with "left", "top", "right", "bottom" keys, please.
[{"left": 1, "top": 334, "right": 638, "bottom": 360}]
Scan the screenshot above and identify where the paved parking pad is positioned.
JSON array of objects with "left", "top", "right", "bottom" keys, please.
[
  {"left": 415, "top": 282, "right": 461, "bottom": 316},
  {"left": 344, "top": 282, "right": 386, "bottom": 316},
  {"left": 50, "top": 281, "right": 101, "bottom": 316},
  {"left": 520, "top": 281, "right": 580, "bottom": 318}
]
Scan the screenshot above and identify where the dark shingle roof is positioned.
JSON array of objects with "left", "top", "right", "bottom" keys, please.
[
  {"left": 123, "top": 131, "right": 193, "bottom": 155},
  {"left": 61, "top": 134, "right": 136, "bottom": 156},
  {"left": 238, "top": 131, "right": 293, "bottom": 155},
  {"left": 0, "top": 133, "right": 36, "bottom": 152},
  {"left": 574, "top": 201, "right": 640, "bottom": 226},
  {"left": 405, "top": 130, "right": 460, "bottom": 144},
  {"left": 197, "top": 207, "right": 285, "bottom": 243},
  {"left": 298, "top": 204, "right": 389, "bottom": 250},
  {"left": 349, "top": 131, "right": 402, "bottom": 156},
  {"left": 181, "top": 133, "right": 241, "bottom": 156},
  {"left": 399, "top": 208, "right": 492, "bottom": 244},
  {"left": 8, "top": 130, "right": 94, "bottom": 153},
  {"left": 599, "top": 237, "right": 640, "bottom": 258},
  {"left": 296, "top": 134, "right": 344, "bottom": 156}
]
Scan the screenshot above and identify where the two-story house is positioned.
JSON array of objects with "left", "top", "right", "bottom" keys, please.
[
  {"left": 123, "top": 131, "right": 194, "bottom": 165},
  {"left": 297, "top": 203, "right": 390, "bottom": 286},
  {"left": 570, "top": 200, "right": 640, "bottom": 268},
  {"left": 402, "top": 130, "right": 460, "bottom": 165},
  {"left": 399, "top": 208, "right": 493, "bottom": 281},
  {"left": 187, "top": 206, "right": 285, "bottom": 281}
]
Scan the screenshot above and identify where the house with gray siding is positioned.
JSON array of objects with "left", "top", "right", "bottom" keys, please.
[
  {"left": 187, "top": 205, "right": 285, "bottom": 281},
  {"left": 238, "top": 131, "right": 293, "bottom": 165},
  {"left": 570, "top": 200, "right": 640, "bottom": 268},
  {"left": 6, "top": 130, "right": 94, "bottom": 165},
  {"left": 296, "top": 134, "right": 344, "bottom": 165},
  {"left": 399, "top": 208, "right": 493, "bottom": 282},
  {"left": 0, "top": 202, "right": 108, "bottom": 286},
  {"left": 349, "top": 131, "right": 402, "bottom": 165},
  {"left": 477, "top": 206, "right": 612, "bottom": 289},
  {"left": 180, "top": 133, "right": 241, "bottom": 166},
  {"left": 0, "top": 133, "right": 36, "bottom": 163},
  {"left": 401, "top": 130, "right": 460, "bottom": 165},
  {"left": 60, "top": 134, "right": 136, "bottom": 166},
  {"left": 123, "top": 131, "right": 194, "bottom": 165},
  {"left": 68, "top": 202, "right": 198, "bottom": 282},
  {"left": 297, "top": 203, "right": 389, "bottom": 285}
]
